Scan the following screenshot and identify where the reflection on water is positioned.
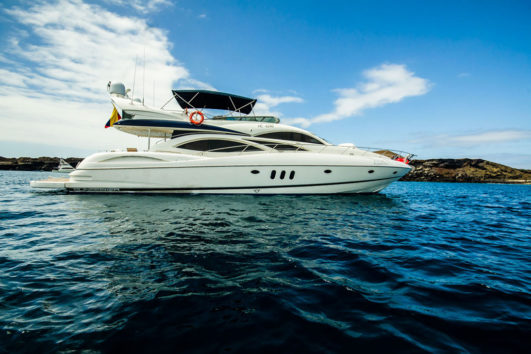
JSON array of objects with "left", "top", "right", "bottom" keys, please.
[
  {"left": 1, "top": 171, "right": 530, "bottom": 352},
  {"left": 66, "top": 193, "right": 404, "bottom": 302}
]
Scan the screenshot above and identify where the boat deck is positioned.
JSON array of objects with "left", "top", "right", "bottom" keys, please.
[{"left": 30, "top": 177, "right": 69, "bottom": 189}]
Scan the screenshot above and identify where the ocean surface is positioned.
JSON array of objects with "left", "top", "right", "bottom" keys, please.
[{"left": 0, "top": 171, "right": 530, "bottom": 353}]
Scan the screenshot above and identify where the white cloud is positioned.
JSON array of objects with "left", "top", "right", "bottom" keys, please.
[
  {"left": 0, "top": 94, "right": 138, "bottom": 151},
  {"left": 257, "top": 94, "right": 303, "bottom": 107},
  {"left": 4, "top": 0, "right": 193, "bottom": 103},
  {"left": 104, "top": 0, "right": 172, "bottom": 14},
  {"left": 198, "top": 13, "right": 207, "bottom": 19},
  {"left": 284, "top": 64, "right": 431, "bottom": 127},
  {"left": 252, "top": 94, "right": 304, "bottom": 116},
  {"left": 457, "top": 72, "right": 471, "bottom": 78},
  {"left": 450, "top": 130, "right": 531, "bottom": 144},
  {"left": 408, "top": 130, "right": 531, "bottom": 147},
  {"left": 0, "top": 0, "right": 211, "bottom": 155}
]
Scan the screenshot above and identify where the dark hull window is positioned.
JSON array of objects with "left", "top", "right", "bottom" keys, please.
[{"left": 256, "top": 131, "right": 323, "bottom": 144}]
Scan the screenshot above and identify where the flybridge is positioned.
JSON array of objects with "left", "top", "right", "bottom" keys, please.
[
  {"left": 109, "top": 82, "right": 260, "bottom": 116},
  {"left": 172, "top": 90, "right": 257, "bottom": 114}
]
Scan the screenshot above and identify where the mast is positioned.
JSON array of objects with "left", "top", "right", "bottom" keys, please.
[
  {"left": 131, "top": 56, "right": 137, "bottom": 104},
  {"left": 142, "top": 48, "right": 145, "bottom": 105}
]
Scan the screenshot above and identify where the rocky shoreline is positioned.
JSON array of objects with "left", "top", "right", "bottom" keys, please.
[
  {"left": 0, "top": 157, "right": 83, "bottom": 172},
  {"left": 402, "top": 158, "right": 531, "bottom": 184},
  {"left": 1, "top": 156, "right": 530, "bottom": 184}
]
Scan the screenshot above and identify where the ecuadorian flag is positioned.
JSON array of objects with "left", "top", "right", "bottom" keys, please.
[{"left": 105, "top": 107, "right": 121, "bottom": 128}]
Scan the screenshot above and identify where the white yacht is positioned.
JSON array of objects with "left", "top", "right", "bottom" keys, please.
[
  {"left": 51, "top": 158, "right": 75, "bottom": 173},
  {"left": 30, "top": 83, "right": 412, "bottom": 194}
]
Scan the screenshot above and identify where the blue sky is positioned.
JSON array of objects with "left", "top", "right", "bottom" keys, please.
[{"left": 1, "top": 0, "right": 530, "bottom": 167}]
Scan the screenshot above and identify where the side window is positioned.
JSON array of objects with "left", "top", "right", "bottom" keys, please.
[
  {"left": 177, "top": 140, "right": 210, "bottom": 151},
  {"left": 256, "top": 132, "right": 323, "bottom": 144},
  {"left": 177, "top": 139, "right": 260, "bottom": 152}
]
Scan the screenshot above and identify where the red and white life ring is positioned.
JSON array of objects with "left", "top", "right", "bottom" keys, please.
[{"left": 189, "top": 111, "right": 204, "bottom": 125}]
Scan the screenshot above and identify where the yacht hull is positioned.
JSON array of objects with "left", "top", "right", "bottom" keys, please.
[{"left": 30, "top": 152, "right": 411, "bottom": 194}]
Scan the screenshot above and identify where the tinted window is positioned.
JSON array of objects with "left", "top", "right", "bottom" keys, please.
[
  {"left": 256, "top": 131, "right": 323, "bottom": 144},
  {"left": 178, "top": 139, "right": 260, "bottom": 152}
]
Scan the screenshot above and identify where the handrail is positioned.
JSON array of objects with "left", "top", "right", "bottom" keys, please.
[
  {"left": 357, "top": 146, "right": 414, "bottom": 157},
  {"left": 207, "top": 144, "right": 252, "bottom": 153},
  {"left": 204, "top": 142, "right": 305, "bottom": 153}
]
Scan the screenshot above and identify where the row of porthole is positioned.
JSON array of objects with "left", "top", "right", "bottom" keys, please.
[
  {"left": 249, "top": 169, "right": 296, "bottom": 180},
  {"left": 270, "top": 170, "right": 295, "bottom": 180},
  {"left": 253, "top": 169, "right": 332, "bottom": 180}
]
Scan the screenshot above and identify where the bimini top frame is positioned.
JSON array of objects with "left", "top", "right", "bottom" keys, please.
[{"left": 171, "top": 90, "right": 257, "bottom": 114}]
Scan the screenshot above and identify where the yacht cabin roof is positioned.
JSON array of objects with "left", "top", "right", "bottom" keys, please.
[{"left": 172, "top": 90, "right": 257, "bottom": 114}]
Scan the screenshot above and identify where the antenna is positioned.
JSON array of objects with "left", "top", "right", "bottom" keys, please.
[
  {"left": 142, "top": 48, "right": 146, "bottom": 106},
  {"left": 131, "top": 56, "right": 137, "bottom": 104}
]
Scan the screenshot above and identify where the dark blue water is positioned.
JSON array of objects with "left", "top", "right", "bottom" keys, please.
[{"left": 1, "top": 171, "right": 530, "bottom": 353}]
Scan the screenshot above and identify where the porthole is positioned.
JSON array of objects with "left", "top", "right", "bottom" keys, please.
[
  {"left": 324, "top": 169, "right": 332, "bottom": 174},
  {"left": 289, "top": 171, "right": 295, "bottom": 180},
  {"left": 251, "top": 170, "right": 260, "bottom": 174},
  {"left": 393, "top": 171, "right": 398, "bottom": 175},
  {"left": 280, "top": 170, "right": 286, "bottom": 179},
  {"left": 368, "top": 170, "right": 375, "bottom": 174},
  {"left": 270, "top": 170, "right": 276, "bottom": 179}
]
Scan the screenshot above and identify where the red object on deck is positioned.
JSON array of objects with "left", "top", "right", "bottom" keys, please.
[{"left": 395, "top": 157, "right": 409, "bottom": 164}]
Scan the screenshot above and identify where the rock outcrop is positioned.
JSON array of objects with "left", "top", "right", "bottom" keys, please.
[
  {"left": 372, "top": 151, "right": 530, "bottom": 183},
  {"left": 402, "top": 158, "right": 531, "bottom": 184},
  {"left": 0, "top": 157, "right": 83, "bottom": 171}
]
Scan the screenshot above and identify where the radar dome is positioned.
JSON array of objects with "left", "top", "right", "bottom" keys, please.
[{"left": 109, "top": 82, "right": 126, "bottom": 96}]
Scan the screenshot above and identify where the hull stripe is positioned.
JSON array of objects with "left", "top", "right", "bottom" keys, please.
[{"left": 67, "top": 176, "right": 400, "bottom": 192}]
